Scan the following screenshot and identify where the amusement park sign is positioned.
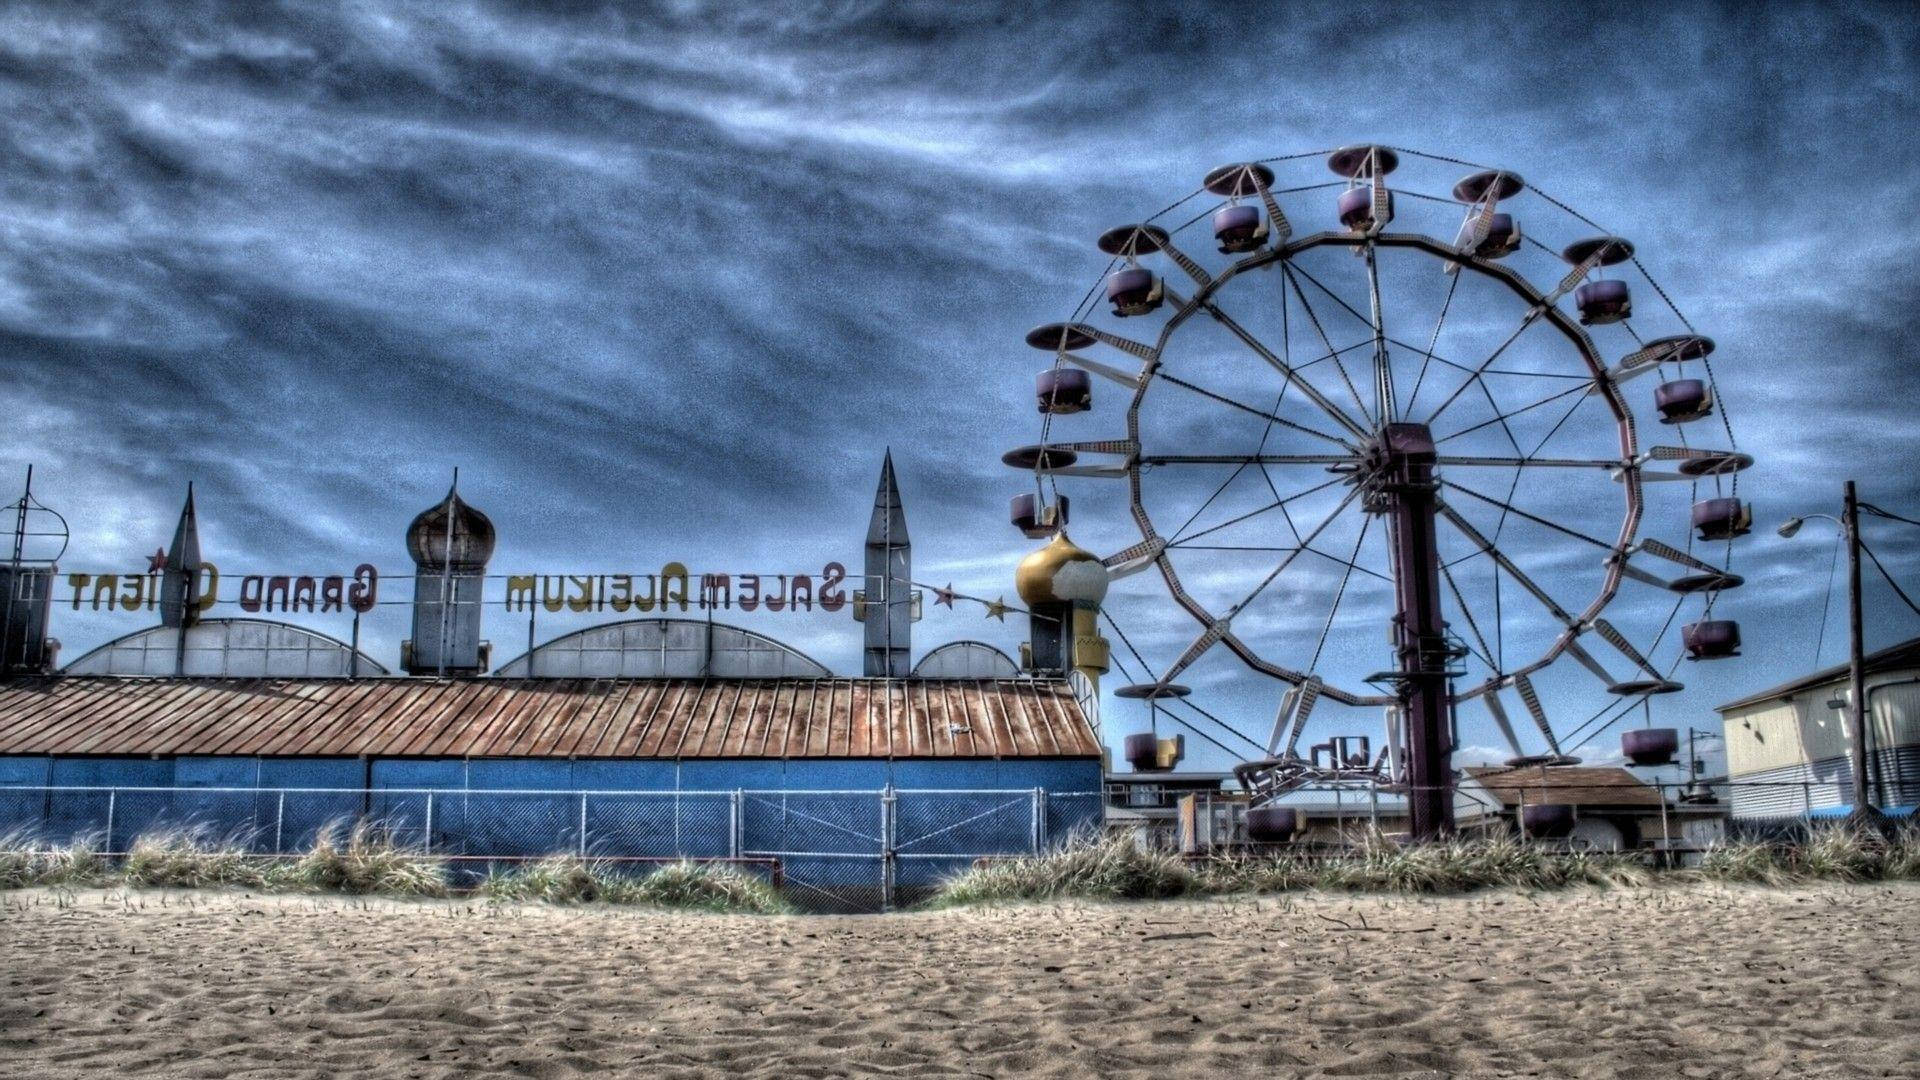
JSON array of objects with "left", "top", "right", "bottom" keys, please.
[
  {"left": 57, "top": 560, "right": 853, "bottom": 616},
  {"left": 502, "top": 562, "right": 850, "bottom": 614}
]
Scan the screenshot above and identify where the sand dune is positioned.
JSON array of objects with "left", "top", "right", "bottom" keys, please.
[{"left": 2, "top": 885, "right": 1915, "bottom": 1079}]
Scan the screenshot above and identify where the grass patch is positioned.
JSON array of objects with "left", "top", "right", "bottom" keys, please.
[
  {"left": 120, "top": 828, "right": 268, "bottom": 889},
  {"left": 1696, "top": 825, "right": 1920, "bottom": 885},
  {"left": 478, "top": 856, "right": 789, "bottom": 912},
  {"left": 928, "top": 833, "right": 1197, "bottom": 906},
  {"left": 618, "top": 860, "right": 792, "bottom": 914},
  {"left": 0, "top": 828, "right": 110, "bottom": 889},
  {"left": 931, "top": 825, "right": 1920, "bottom": 907},
  {"left": 272, "top": 820, "right": 449, "bottom": 897}
]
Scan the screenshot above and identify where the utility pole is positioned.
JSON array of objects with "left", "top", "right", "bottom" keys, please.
[{"left": 1842, "top": 480, "right": 1875, "bottom": 822}]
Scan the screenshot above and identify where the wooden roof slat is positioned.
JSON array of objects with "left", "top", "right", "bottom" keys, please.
[{"left": 0, "top": 677, "right": 1100, "bottom": 759}]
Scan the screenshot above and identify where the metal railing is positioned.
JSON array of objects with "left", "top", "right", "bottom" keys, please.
[
  {"left": 1109, "top": 774, "right": 1917, "bottom": 858},
  {"left": 0, "top": 785, "right": 1106, "bottom": 913}
]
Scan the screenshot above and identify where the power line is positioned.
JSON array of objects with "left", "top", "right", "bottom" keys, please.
[
  {"left": 1861, "top": 503, "right": 1920, "bottom": 530},
  {"left": 1860, "top": 539, "right": 1920, "bottom": 621}
]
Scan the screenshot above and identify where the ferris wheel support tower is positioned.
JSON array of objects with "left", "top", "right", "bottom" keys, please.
[{"left": 1375, "top": 422, "right": 1457, "bottom": 837}]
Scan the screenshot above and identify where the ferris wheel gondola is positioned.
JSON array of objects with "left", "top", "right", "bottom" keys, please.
[{"left": 1006, "top": 143, "right": 1752, "bottom": 839}]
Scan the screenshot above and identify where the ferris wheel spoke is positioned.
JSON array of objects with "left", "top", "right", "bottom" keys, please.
[
  {"left": 1437, "top": 504, "right": 1581, "bottom": 630},
  {"left": 1225, "top": 484, "right": 1363, "bottom": 617},
  {"left": 1364, "top": 240, "right": 1395, "bottom": 421},
  {"left": 1276, "top": 266, "right": 1376, "bottom": 432},
  {"left": 1522, "top": 380, "right": 1601, "bottom": 462},
  {"left": 1438, "top": 557, "right": 1500, "bottom": 674},
  {"left": 1402, "top": 269, "right": 1460, "bottom": 420},
  {"left": 1151, "top": 370, "right": 1353, "bottom": 449},
  {"left": 1165, "top": 459, "right": 1256, "bottom": 544},
  {"left": 1143, "top": 453, "right": 1354, "bottom": 466},
  {"left": 1442, "top": 480, "right": 1619, "bottom": 553},
  {"left": 1475, "top": 376, "right": 1529, "bottom": 462},
  {"left": 1169, "top": 473, "right": 1345, "bottom": 548},
  {"left": 1303, "top": 514, "right": 1373, "bottom": 677},
  {"left": 1434, "top": 455, "right": 1622, "bottom": 469},
  {"left": 1197, "top": 297, "right": 1372, "bottom": 441},
  {"left": 1421, "top": 305, "right": 1546, "bottom": 428},
  {"left": 1432, "top": 380, "right": 1591, "bottom": 444}
]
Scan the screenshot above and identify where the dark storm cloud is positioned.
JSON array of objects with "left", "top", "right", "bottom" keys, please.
[{"left": 4, "top": 0, "right": 1918, "bottom": 768}]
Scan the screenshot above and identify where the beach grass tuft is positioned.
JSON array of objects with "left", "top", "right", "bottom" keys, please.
[
  {"left": 928, "top": 833, "right": 1198, "bottom": 905},
  {"left": 618, "top": 860, "right": 792, "bottom": 913},
  {"left": 477, "top": 855, "right": 791, "bottom": 912},
  {"left": 271, "top": 820, "right": 450, "bottom": 897},
  {"left": 0, "top": 827, "right": 111, "bottom": 888},
  {"left": 930, "top": 825, "right": 1920, "bottom": 907},
  {"left": 120, "top": 827, "right": 268, "bottom": 889}
]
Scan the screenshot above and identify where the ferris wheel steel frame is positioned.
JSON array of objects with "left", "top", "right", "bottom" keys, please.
[{"left": 1019, "top": 151, "right": 1747, "bottom": 840}]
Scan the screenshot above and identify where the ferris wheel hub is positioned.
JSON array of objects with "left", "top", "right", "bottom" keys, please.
[{"left": 1354, "top": 422, "right": 1438, "bottom": 511}]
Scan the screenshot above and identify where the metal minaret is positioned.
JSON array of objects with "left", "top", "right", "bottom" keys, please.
[
  {"left": 161, "top": 484, "right": 204, "bottom": 677},
  {"left": 864, "top": 451, "right": 911, "bottom": 677},
  {"left": 160, "top": 484, "right": 202, "bottom": 630}
]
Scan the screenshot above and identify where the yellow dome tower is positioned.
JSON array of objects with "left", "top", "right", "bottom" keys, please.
[{"left": 1015, "top": 532, "right": 1111, "bottom": 696}]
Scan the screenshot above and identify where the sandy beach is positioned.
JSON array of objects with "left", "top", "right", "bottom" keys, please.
[{"left": 2, "top": 885, "right": 1915, "bottom": 1079}]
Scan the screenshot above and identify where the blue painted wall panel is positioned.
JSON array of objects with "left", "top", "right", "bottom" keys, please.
[
  {"left": 0, "top": 757, "right": 50, "bottom": 843},
  {"left": 0, "top": 756, "right": 51, "bottom": 786},
  {"left": 49, "top": 758, "right": 174, "bottom": 847},
  {"left": 257, "top": 758, "right": 364, "bottom": 848},
  {"left": 257, "top": 758, "right": 363, "bottom": 789},
  {"left": 571, "top": 760, "right": 676, "bottom": 790},
  {"left": 0, "top": 751, "right": 1104, "bottom": 872},
  {"left": 782, "top": 760, "right": 888, "bottom": 791},
  {"left": 889, "top": 759, "right": 1001, "bottom": 789},
  {"left": 175, "top": 757, "right": 265, "bottom": 845},
  {"left": 462, "top": 762, "right": 577, "bottom": 855},
  {"left": 678, "top": 759, "right": 784, "bottom": 791},
  {"left": 51, "top": 757, "right": 173, "bottom": 787},
  {"left": 369, "top": 759, "right": 465, "bottom": 844}
]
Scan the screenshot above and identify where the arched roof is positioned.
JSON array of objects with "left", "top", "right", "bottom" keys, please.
[
  {"left": 912, "top": 640, "right": 1020, "bottom": 678},
  {"left": 61, "top": 618, "right": 390, "bottom": 677},
  {"left": 492, "top": 617, "right": 831, "bottom": 679}
]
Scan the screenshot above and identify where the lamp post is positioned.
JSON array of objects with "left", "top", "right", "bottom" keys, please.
[{"left": 1777, "top": 480, "right": 1877, "bottom": 825}]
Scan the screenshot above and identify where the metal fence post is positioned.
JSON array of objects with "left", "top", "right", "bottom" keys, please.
[
  {"left": 1656, "top": 781, "right": 1671, "bottom": 863},
  {"left": 880, "top": 786, "right": 897, "bottom": 913},
  {"left": 275, "top": 791, "right": 286, "bottom": 853},
  {"left": 424, "top": 791, "right": 435, "bottom": 853},
  {"left": 730, "top": 789, "right": 743, "bottom": 858},
  {"left": 104, "top": 789, "right": 116, "bottom": 853},
  {"left": 578, "top": 792, "right": 589, "bottom": 857},
  {"left": 1031, "top": 788, "right": 1046, "bottom": 854}
]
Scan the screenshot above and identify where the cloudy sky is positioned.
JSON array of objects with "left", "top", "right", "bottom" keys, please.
[{"left": 4, "top": 1, "right": 1917, "bottom": 775}]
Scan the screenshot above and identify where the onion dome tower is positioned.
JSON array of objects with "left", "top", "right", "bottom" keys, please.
[
  {"left": 1015, "top": 531, "right": 1111, "bottom": 693},
  {"left": 403, "top": 475, "right": 495, "bottom": 675}
]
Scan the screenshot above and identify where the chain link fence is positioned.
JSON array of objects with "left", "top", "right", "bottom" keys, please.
[{"left": 0, "top": 786, "right": 1105, "bottom": 913}]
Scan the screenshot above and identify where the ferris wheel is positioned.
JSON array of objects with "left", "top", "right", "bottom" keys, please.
[{"left": 1006, "top": 144, "right": 1750, "bottom": 839}]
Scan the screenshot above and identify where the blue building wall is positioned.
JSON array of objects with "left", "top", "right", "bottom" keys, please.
[
  {"left": 0, "top": 754, "right": 1102, "bottom": 793},
  {"left": 0, "top": 754, "right": 1105, "bottom": 865}
]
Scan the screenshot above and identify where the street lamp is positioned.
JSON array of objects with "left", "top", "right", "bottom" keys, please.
[{"left": 1775, "top": 481, "right": 1878, "bottom": 825}]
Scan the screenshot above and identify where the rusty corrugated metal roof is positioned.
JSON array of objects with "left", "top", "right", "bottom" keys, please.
[
  {"left": 1463, "top": 765, "right": 1664, "bottom": 808},
  {"left": 0, "top": 677, "right": 1099, "bottom": 759}
]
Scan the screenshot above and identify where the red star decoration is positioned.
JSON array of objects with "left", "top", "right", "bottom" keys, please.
[
  {"left": 933, "top": 583, "right": 957, "bottom": 608},
  {"left": 146, "top": 548, "right": 167, "bottom": 573}
]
